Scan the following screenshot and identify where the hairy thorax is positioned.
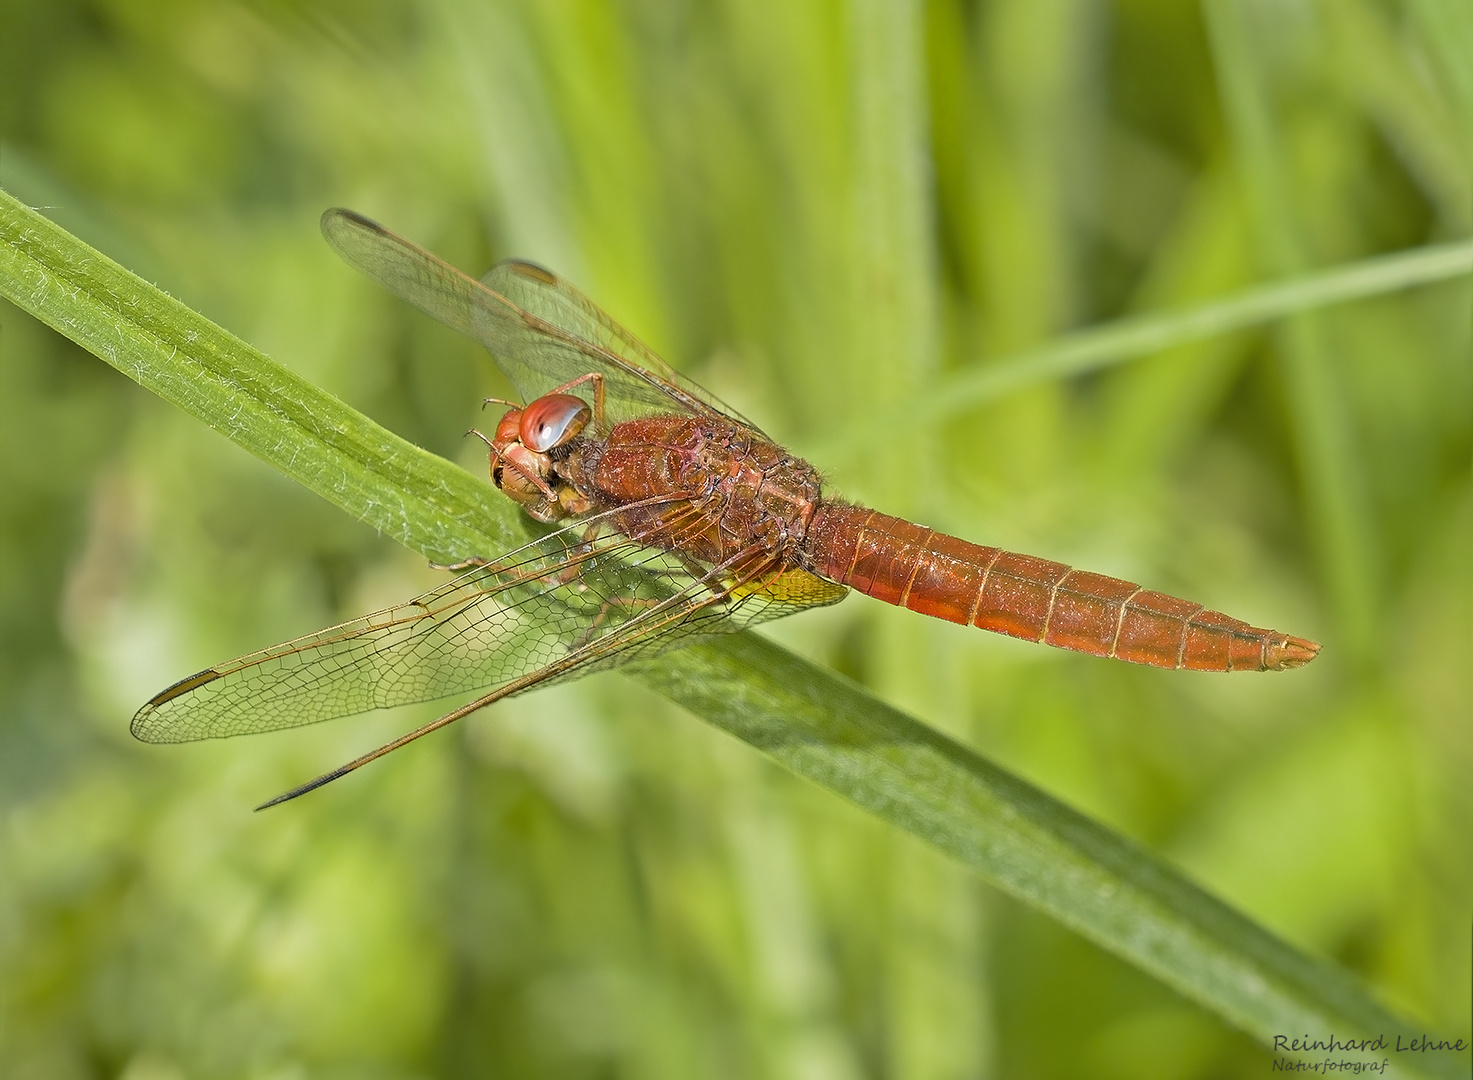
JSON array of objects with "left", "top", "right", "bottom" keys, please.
[{"left": 567, "top": 415, "right": 823, "bottom": 566}]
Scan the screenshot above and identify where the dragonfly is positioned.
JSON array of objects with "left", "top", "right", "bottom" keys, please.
[{"left": 132, "top": 208, "right": 1321, "bottom": 809}]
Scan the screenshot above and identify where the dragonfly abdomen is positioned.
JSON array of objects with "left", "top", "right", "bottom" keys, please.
[{"left": 802, "top": 504, "right": 1318, "bottom": 671}]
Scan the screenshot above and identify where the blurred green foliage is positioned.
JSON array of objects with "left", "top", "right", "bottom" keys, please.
[{"left": 1, "top": 0, "right": 1468, "bottom": 1078}]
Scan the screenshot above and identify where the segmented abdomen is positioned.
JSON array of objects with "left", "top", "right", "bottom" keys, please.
[{"left": 802, "top": 504, "right": 1318, "bottom": 671}]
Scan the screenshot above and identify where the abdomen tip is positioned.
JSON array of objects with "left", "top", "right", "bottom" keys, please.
[{"left": 1269, "top": 635, "right": 1321, "bottom": 670}]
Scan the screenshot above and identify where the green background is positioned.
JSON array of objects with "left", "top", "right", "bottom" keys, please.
[{"left": 1, "top": 0, "right": 1468, "bottom": 1078}]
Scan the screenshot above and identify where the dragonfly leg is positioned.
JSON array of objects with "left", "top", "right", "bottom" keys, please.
[
  {"left": 567, "top": 593, "right": 667, "bottom": 652},
  {"left": 462, "top": 525, "right": 608, "bottom": 596},
  {"left": 429, "top": 555, "right": 494, "bottom": 572},
  {"left": 550, "top": 524, "right": 606, "bottom": 586},
  {"left": 734, "top": 549, "right": 807, "bottom": 607},
  {"left": 431, "top": 527, "right": 600, "bottom": 590},
  {"left": 691, "top": 545, "right": 785, "bottom": 610},
  {"left": 564, "top": 544, "right": 775, "bottom": 656},
  {"left": 547, "top": 372, "right": 607, "bottom": 430}
]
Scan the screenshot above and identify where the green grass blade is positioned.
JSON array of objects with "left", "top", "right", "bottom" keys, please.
[
  {"left": 0, "top": 190, "right": 518, "bottom": 566},
  {"left": 0, "top": 187, "right": 1455, "bottom": 1077},
  {"left": 813, "top": 238, "right": 1473, "bottom": 461},
  {"left": 1207, "top": 0, "right": 1384, "bottom": 661}
]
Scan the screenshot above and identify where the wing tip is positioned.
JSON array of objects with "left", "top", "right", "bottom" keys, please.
[
  {"left": 254, "top": 770, "right": 341, "bottom": 811},
  {"left": 503, "top": 259, "right": 559, "bottom": 285},
  {"left": 131, "top": 668, "right": 222, "bottom": 742},
  {"left": 320, "top": 206, "right": 386, "bottom": 240},
  {"left": 147, "top": 667, "right": 223, "bottom": 707}
]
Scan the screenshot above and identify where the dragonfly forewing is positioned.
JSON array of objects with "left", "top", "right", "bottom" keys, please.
[
  {"left": 479, "top": 260, "right": 757, "bottom": 428},
  {"left": 319, "top": 208, "right": 484, "bottom": 342},
  {"left": 319, "top": 209, "right": 746, "bottom": 429}
]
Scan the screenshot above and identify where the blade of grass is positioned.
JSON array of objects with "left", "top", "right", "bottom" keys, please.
[
  {"left": 847, "top": 4, "right": 971, "bottom": 1074},
  {"left": 811, "top": 237, "right": 1473, "bottom": 462},
  {"left": 0, "top": 188, "right": 1458, "bottom": 1078},
  {"left": 1406, "top": 0, "right": 1473, "bottom": 160},
  {"left": 0, "top": 193, "right": 519, "bottom": 567},
  {"left": 1206, "top": 0, "right": 1381, "bottom": 660},
  {"left": 1318, "top": 0, "right": 1471, "bottom": 229}
]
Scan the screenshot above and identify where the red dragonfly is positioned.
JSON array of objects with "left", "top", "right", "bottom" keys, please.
[{"left": 132, "top": 209, "right": 1320, "bottom": 808}]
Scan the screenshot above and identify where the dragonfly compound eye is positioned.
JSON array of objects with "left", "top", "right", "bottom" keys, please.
[
  {"left": 520, "top": 393, "right": 591, "bottom": 453},
  {"left": 494, "top": 408, "right": 524, "bottom": 445}
]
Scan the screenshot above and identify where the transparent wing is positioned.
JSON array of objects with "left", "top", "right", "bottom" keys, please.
[
  {"left": 131, "top": 503, "right": 845, "bottom": 744},
  {"left": 476, "top": 260, "right": 761, "bottom": 429},
  {"left": 320, "top": 208, "right": 757, "bottom": 430}
]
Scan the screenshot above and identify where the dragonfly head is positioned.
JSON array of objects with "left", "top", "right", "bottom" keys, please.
[
  {"left": 480, "top": 395, "right": 595, "bottom": 524},
  {"left": 519, "top": 393, "right": 592, "bottom": 453}
]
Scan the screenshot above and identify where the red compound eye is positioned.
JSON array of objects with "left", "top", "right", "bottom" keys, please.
[
  {"left": 494, "top": 408, "right": 523, "bottom": 445},
  {"left": 520, "top": 393, "right": 591, "bottom": 452}
]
